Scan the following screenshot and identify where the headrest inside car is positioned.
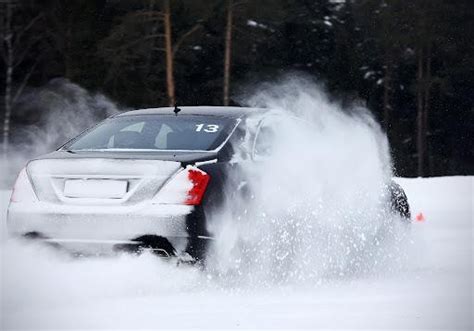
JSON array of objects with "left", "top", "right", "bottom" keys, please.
[{"left": 113, "top": 131, "right": 143, "bottom": 148}]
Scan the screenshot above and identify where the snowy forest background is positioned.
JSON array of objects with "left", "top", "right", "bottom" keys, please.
[{"left": 0, "top": 0, "right": 472, "bottom": 177}]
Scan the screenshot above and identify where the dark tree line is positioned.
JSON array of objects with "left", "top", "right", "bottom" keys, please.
[{"left": 1, "top": 0, "right": 473, "bottom": 176}]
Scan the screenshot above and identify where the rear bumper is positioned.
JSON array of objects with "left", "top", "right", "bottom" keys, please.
[{"left": 7, "top": 201, "right": 194, "bottom": 252}]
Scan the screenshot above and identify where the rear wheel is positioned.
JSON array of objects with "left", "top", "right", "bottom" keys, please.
[{"left": 388, "top": 181, "right": 411, "bottom": 221}]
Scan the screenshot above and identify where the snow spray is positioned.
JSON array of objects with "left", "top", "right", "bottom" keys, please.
[{"left": 205, "top": 74, "right": 410, "bottom": 286}]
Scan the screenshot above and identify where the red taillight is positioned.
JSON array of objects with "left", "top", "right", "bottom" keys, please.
[{"left": 185, "top": 169, "right": 210, "bottom": 205}]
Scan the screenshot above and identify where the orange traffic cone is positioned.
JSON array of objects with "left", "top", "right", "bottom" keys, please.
[{"left": 415, "top": 212, "right": 425, "bottom": 222}]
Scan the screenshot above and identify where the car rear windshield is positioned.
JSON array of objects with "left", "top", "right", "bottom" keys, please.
[{"left": 63, "top": 115, "right": 238, "bottom": 152}]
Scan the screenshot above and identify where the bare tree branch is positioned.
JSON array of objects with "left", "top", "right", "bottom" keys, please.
[
  {"left": 132, "top": 11, "right": 164, "bottom": 18},
  {"left": 232, "top": 1, "right": 247, "bottom": 8},
  {"left": 12, "top": 58, "right": 39, "bottom": 104},
  {"left": 13, "top": 35, "right": 42, "bottom": 67},
  {"left": 114, "top": 33, "right": 165, "bottom": 51},
  {"left": 12, "top": 12, "right": 43, "bottom": 49},
  {"left": 0, "top": 44, "right": 6, "bottom": 63},
  {"left": 172, "top": 23, "right": 202, "bottom": 56}
]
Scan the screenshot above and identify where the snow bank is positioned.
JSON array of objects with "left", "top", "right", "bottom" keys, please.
[{"left": 1, "top": 176, "right": 472, "bottom": 329}]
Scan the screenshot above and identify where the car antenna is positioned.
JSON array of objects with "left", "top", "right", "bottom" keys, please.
[{"left": 173, "top": 104, "right": 181, "bottom": 116}]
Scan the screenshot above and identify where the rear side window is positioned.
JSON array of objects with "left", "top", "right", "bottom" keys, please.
[{"left": 64, "top": 115, "right": 238, "bottom": 152}]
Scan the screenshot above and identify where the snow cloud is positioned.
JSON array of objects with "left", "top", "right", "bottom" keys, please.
[
  {"left": 205, "top": 74, "right": 409, "bottom": 286},
  {"left": 0, "top": 78, "right": 120, "bottom": 188}
]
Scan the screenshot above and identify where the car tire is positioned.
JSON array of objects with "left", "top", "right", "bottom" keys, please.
[{"left": 388, "top": 181, "right": 411, "bottom": 221}]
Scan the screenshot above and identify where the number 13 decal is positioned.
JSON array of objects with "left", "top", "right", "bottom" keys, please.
[{"left": 195, "top": 124, "right": 219, "bottom": 133}]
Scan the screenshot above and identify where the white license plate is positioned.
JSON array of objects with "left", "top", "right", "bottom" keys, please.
[{"left": 64, "top": 180, "right": 128, "bottom": 199}]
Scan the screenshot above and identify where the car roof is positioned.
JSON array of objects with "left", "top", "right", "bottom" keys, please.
[{"left": 116, "top": 106, "right": 268, "bottom": 119}]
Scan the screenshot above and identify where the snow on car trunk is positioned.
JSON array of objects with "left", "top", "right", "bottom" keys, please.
[{"left": 26, "top": 158, "right": 181, "bottom": 204}]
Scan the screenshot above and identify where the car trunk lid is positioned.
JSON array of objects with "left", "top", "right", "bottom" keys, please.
[{"left": 26, "top": 158, "right": 181, "bottom": 204}]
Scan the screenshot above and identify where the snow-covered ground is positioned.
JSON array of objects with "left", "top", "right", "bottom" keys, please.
[{"left": 0, "top": 176, "right": 472, "bottom": 329}]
